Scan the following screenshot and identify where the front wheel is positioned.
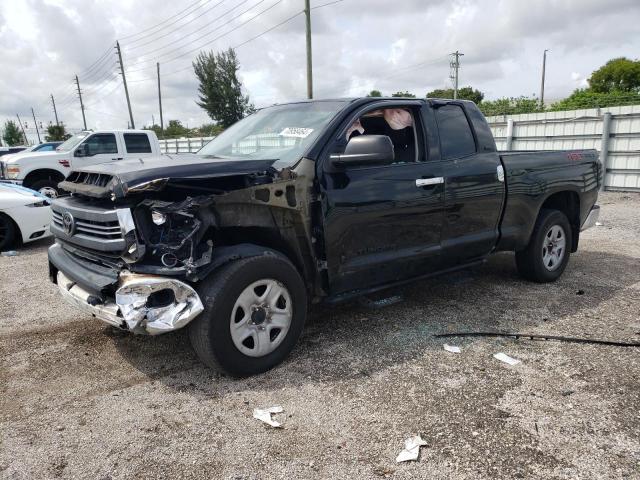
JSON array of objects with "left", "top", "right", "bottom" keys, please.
[
  {"left": 516, "top": 209, "right": 572, "bottom": 283},
  {"left": 0, "top": 214, "right": 18, "bottom": 251},
  {"left": 29, "top": 179, "right": 60, "bottom": 198},
  {"left": 188, "top": 252, "right": 307, "bottom": 376}
]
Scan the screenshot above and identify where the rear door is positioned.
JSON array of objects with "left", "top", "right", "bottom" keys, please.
[
  {"left": 122, "top": 132, "right": 155, "bottom": 159},
  {"left": 320, "top": 101, "right": 446, "bottom": 294},
  {"left": 433, "top": 102, "right": 504, "bottom": 262}
]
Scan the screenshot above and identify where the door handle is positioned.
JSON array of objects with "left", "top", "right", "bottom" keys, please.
[
  {"left": 415, "top": 177, "right": 444, "bottom": 187},
  {"left": 112, "top": 157, "right": 123, "bottom": 161}
]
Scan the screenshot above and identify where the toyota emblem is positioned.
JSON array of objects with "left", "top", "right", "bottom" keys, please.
[{"left": 62, "top": 212, "right": 76, "bottom": 235}]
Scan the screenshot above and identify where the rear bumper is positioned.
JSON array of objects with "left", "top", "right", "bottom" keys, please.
[
  {"left": 49, "top": 244, "right": 204, "bottom": 335},
  {"left": 581, "top": 205, "right": 600, "bottom": 231}
]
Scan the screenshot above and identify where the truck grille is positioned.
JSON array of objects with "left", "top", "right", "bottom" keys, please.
[
  {"left": 52, "top": 211, "right": 122, "bottom": 240},
  {"left": 50, "top": 196, "right": 128, "bottom": 253},
  {"left": 65, "top": 171, "right": 114, "bottom": 188}
]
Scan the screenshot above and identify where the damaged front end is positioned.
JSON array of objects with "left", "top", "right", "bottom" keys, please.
[
  {"left": 51, "top": 155, "right": 322, "bottom": 335},
  {"left": 57, "top": 270, "right": 204, "bottom": 335}
]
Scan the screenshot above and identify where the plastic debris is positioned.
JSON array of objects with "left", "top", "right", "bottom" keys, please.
[
  {"left": 396, "top": 435, "right": 428, "bottom": 463},
  {"left": 595, "top": 221, "right": 603, "bottom": 226},
  {"left": 1, "top": 250, "right": 18, "bottom": 256},
  {"left": 493, "top": 352, "right": 521, "bottom": 365},
  {"left": 253, "top": 406, "right": 284, "bottom": 428},
  {"left": 443, "top": 344, "right": 461, "bottom": 354}
]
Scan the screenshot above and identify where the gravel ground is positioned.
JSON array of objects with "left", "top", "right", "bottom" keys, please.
[{"left": 1, "top": 192, "right": 639, "bottom": 479}]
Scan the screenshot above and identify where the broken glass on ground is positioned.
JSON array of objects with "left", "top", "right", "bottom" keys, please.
[{"left": 253, "top": 406, "right": 284, "bottom": 428}]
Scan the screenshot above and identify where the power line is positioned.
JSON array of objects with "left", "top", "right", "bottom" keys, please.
[
  {"left": 126, "top": 7, "right": 304, "bottom": 83},
  {"left": 125, "top": 0, "right": 255, "bottom": 60},
  {"left": 124, "top": 0, "right": 228, "bottom": 52},
  {"left": 126, "top": 0, "right": 280, "bottom": 72},
  {"left": 311, "top": 0, "right": 344, "bottom": 10},
  {"left": 119, "top": 0, "right": 212, "bottom": 41}
]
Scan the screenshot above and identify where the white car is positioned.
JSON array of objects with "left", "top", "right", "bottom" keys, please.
[{"left": 0, "top": 183, "right": 52, "bottom": 250}]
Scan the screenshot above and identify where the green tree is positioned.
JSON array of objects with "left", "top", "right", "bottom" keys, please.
[
  {"left": 550, "top": 88, "right": 640, "bottom": 111},
  {"left": 163, "top": 120, "right": 191, "bottom": 138},
  {"left": 195, "top": 123, "right": 225, "bottom": 137},
  {"left": 478, "top": 96, "right": 541, "bottom": 116},
  {"left": 2, "top": 120, "right": 23, "bottom": 146},
  {"left": 426, "top": 86, "right": 484, "bottom": 104},
  {"left": 391, "top": 91, "right": 416, "bottom": 98},
  {"left": 367, "top": 89, "right": 382, "bottom": 97},
  {"left": 588, "top": 57, "right": 640, "bottom": 93},
  {"left": 45, "top": 123, "right": 71, "bottom": 141},
  {"left": 193, "top": 48, "right": 254, "bottom": 128}
]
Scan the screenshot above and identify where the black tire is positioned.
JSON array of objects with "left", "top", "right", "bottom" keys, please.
[
  {"left": 0, "top": 214, "right": 18, "bottom": 251},
  {"left": 516, "top": 209, "right": 572, "bottom": 283},
  {"left": 29, "top": 179, "right": 60, "bottom": 198},
  {"left": 189, "top": 253, "right": 307, "bottom": 376}
]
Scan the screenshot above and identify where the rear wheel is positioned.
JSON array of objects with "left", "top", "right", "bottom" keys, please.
[
  {"left": 0, "top": 214, "right": 18, "bottom": 251},
  {"left": 189, "top": 253, "right": 307, "bottom": 376},
  {"left": 30, "top": 179, "right": 60, "bottom": 198},
  {"left": 516, "top": 209, "right": 572, "bottom": 283}
]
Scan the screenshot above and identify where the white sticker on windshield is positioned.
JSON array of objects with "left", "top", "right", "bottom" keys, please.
[{"left": 279, "top": 127, "right": 314, "bottom": 138}]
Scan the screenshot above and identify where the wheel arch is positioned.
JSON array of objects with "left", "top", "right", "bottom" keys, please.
[
  {"left": 0, "top": 211, "right": 22, "bottom": 247},
  {"left": 22, "top": 169, "right": 66, "bottom": 189},
  {"left": 537, "top": 190, "right": 581, "bottom": 252}
]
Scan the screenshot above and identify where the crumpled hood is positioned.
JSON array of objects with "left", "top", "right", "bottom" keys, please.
[{"left": 60, "top": 154, "right": 278, "bottom": 198}]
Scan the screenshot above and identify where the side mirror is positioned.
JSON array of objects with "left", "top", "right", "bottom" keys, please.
[
  {"left": 330, "top": 135, "right": 394, "bottom": 167},
  {"left": 74, "top": 143, "right": 89, "bottom": 157}
]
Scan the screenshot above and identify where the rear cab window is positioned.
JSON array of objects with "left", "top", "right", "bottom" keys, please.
[
  {"left": 124, "top": 133, "right": 152, "bottom": 154},
  {"left": 435, "top": 104, "right": 476, "bottom": 159}
]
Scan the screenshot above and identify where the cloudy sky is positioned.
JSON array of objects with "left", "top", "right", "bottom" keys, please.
[{"left": 1, "top": 0, "right": 639, "bottom": 141}]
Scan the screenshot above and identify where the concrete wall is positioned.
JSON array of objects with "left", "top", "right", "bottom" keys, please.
[{"left": 486, "top": 105, "right": 640, "bottom": 192}]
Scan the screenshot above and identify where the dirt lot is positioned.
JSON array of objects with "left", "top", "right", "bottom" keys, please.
[{"left": 1, "top": 192, "right": 639, "bottom": 479}]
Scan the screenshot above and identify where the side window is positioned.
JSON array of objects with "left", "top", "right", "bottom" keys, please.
[
  {"left": 435, "top": 104, "right": 476, "bottom": 159},
  {"left": 344, "top": 107, "right": 421, "bottom": 164},
  {"left": 85, "top": 134, "right": 118, "bottom": 155},
  {"left": 124, "top": 133, "right": 152, "bottom": 154}
]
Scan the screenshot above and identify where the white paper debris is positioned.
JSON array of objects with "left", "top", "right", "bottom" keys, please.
[
  {"left": 595, "top": 221, "right": 603, "bottom": 226},
  {"left": 493, "top": 352, "right": 521, "bottom": 365},
  {"left": 396, "top": 435, "right": 428, "bottom": 463},
  {"left": 443, "top": 344, "right": 461, "bottom": 354},
  {"left": 253, "top": 406, "right": 284, "bottom": 428}
]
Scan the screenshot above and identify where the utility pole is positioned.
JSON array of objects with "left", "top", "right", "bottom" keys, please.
[
  {"left": 450, "top": 51, "right": 464, "bottom": 99},
  {"left": 540, "top": 49, "right": 549, "bottom": 109},
  {"left": 31, "top": 108, "right": 41, "bottom": 144},
  {"left": 304, "top": 0, "right": 313, "bottom": 99},
  {"left": 157, "top": 62, "right": 164, "bottom": 131},
  {"left": 50, "top": 94, "right": 59, "bottom": 126},
  {"left": 16, "top": 114, "right": 28, "bottom": 145},
  {"left": 116, "top": 41, "right": 135, "bottom": 129},
  {"left": 75, "top": 75, "right": 87, "bottom": 130}
]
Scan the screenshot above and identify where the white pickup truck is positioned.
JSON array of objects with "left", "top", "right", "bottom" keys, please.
[{"left": 0, "top": 130, "right": 161, "bottom": 197}]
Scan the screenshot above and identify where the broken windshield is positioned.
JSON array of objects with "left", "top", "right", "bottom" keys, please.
[{"left": 198, "top": 101, "right": 346, "bottom": 167}]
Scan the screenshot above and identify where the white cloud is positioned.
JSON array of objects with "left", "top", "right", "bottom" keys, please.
[{"left": 1, "top": 0, "right": 639, "bottom": 142}]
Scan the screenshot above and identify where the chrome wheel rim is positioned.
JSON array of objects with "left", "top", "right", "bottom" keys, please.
[
  {"left": 542, "top": 224, "right": 566, "bottom": 271},
  {"left": 229, "top": 279, "right": 292, "bottom": 358},
  {"left": 39, "top": 186, "right": 58, "bottom": 198}
]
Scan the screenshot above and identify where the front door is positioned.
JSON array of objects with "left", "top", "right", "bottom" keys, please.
[
  {"left": 72, "top": 133, "right": 121, "bottom": 168},
  {"left": 320, "top": 102, "right": 445, "bottom": 295}
]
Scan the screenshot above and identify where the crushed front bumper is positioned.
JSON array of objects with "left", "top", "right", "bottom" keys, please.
[
  {"left": 56, "top": 270, "right": 204, "bottom": 335},
  {"left": 581, "top": 205, "right": 600, "bottom": 231}
]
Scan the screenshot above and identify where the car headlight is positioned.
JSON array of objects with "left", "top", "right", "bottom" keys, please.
[
  {"left": 151, "top": 211, "right": 167, "bottom": 225},
  {"left": 6, "top": 165, "right": 20, "bottom": 179},
  {"left": 26, "top": 200, "right": 50, "bottom": 208}
]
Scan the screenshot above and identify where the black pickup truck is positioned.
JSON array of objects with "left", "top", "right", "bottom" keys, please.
[{"left": 48, "top": 98, "right": 601, "bottom": 375}]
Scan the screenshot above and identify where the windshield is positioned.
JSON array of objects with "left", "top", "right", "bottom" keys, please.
[
  {"left": 198, "top": 101, "right": 346, "bottom": 167},
  {"left": 57, "top": 132, "right": 89, "bottom": 152}
]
